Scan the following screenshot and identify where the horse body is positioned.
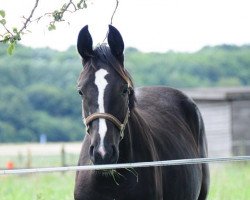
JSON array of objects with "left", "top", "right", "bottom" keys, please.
[
  {"left": 74, "top": 25, "right": 209, "bottom": 200},
  {"left": 133, "top": 86, "right": 209, "bottom": 200}
]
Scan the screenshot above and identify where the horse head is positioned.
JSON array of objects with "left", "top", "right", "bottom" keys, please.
[{"left": 77, "top": 25, "right": 134, "bottom": 165}]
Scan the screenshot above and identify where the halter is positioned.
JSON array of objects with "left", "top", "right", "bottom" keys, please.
[
  {"left": 83, "top": 67, "right": 133, "bottom": 140},
  {"left": 84, "top": 108, "right": 130, "bottom": 140}
]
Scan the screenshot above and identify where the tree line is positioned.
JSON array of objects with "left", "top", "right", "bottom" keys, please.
[{"left": 0, "top": 44, "right": 249, "bottom": 142}]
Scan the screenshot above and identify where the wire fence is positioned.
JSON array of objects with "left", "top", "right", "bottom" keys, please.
[{"left": 1, "top": 156, "right": 250, "bottom": 175}]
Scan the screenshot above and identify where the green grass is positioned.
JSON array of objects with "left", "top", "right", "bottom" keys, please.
[
  {"left": 208, "top": 163, "right": 250, "bottom": 200},
  {"left": 0, "top": 163, "right": 250, "bottom": 200},
  {"left": 0, "top": 154, "right": 79, "bottom": 168},
  {"left": 0, "top": 172, "right": 75, "bottom": 200}
]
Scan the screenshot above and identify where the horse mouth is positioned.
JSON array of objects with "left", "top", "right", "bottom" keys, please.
[
  {"left": 96, "top": 169, "right": 114, "bottom": 176},
  {"left": 97, "top": 169, "right": 125, "bottom": 186}
]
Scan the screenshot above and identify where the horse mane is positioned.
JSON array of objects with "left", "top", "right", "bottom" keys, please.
[{"left": 125, "top": 108, "right": 163, "bottom": 199}]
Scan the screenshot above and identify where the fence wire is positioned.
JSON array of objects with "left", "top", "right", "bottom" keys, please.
[{"left": 1, "top": 156, "right": 250, "bottom": 175}]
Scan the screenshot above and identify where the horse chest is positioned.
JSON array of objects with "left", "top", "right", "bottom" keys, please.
[{"left": 75, "top": 169, "right": 158, "bottom": 200}]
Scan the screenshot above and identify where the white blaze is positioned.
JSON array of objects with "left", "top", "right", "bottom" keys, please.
[{"left": 94, "top": 69, "right": 108, "bottom": 158}]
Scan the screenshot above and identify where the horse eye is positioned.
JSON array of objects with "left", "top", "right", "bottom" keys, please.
[
  {"left": 78, "top": 90, "right": 83, "bottom": 96},
  {"left": 86, "top": 126, "right": 90, "bottom": 134},
  {"left": 122, "top": 84, "right": 128, "bottom": 94},
  {"left": 86, "top": 122, "right": 93, "bottom": 135}
]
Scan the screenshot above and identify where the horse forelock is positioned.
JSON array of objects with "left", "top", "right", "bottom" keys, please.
[{"left": 94, "top": 44, "right": 134, "bottom": 87}]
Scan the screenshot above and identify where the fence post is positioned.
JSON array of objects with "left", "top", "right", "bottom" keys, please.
[
  {"left": 61, "top": 144, "right": 66, "bottom": 167},
  {"left": 17, "top": 151, "right": 24, "bottom": 168},
  {"left": 26, "top": 149, "right": 32, "bottom": 168},
  {"left": 61, "top": 144, "right": 66, "bottom": 174}
]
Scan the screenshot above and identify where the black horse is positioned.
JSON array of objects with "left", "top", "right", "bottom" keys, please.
[{"left": 74, "top": 25, "right": 209, "bottom": 200}]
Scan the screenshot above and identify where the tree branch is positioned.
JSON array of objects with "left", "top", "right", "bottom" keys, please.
[
  {"left": 19, "top": 0, "right": 39, "bottom": 33},
  {"left": 102, "top": 0, "right": 119, "bottom": 42},
  {"left": 0, "top": 0, "right": 40, "bottom": 43},
  {"left": 0, "top": 0, "right": 120, "bottom": 54},
  {"left": 110, "top": 0, "right": 119, "bottom": 25},
  {"left": 0, "top": 0, "right": 88, "bottom": 44}
]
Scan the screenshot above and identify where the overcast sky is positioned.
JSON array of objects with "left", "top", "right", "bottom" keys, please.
[{"left": 1, "top": 0, "right": 250, "bottom": 52}]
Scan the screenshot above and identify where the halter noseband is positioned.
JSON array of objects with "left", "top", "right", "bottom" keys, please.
[{"left": 84, "top": 108, "right": 130, "bottom": 140}]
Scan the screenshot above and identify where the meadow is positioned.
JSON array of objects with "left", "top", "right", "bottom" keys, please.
[{"left": 0, "top": 161, "right": 250, "bottom": 200}]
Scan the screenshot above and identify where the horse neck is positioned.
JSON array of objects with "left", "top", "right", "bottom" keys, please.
[
  {"left": 118, "top": 108, "right": 159, "bottom": 163},
  {"left": 118, "top": 108, "right": 164, "bottom": 199}
]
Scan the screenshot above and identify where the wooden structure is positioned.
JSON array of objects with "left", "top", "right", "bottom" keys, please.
[{"left": 183, "top": 87, "right": 250, "bottom": 157}]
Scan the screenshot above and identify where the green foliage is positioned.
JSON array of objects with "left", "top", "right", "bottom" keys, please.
[
  {"left": 48, "top": 23, "right": 56, "bottom": 31},
  {"left": 0, "top": 10, "right": 6, "bottom": 18},
  {"left": 0, "top": 18, "right": 6, "bottom": 25},
  {"left": 125, "top": 44, "right": 250, "bottom": 87},
  {"left": 0, "top": 44, "right": 250, "bottom": 143},
  {"left": 0, "top": 44, "right": 83, "bottom": 142},
  {"left": 7, "top": 41, "right": 15, "bottom": 55}
]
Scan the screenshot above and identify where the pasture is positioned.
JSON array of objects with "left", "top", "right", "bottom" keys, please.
[
  {"left": 0, "top": 144, "right": 249, "bottom": 199},
  {"left": 1, "top": 164, "right": 250, "bottom": 199}
]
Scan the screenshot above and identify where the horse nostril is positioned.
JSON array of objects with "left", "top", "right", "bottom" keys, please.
[
  {"left": 110, "top": 145, "right": 118, "bottom": 163},
  {"left": 89, "top": 145, "right": 94, "bottom": 158},
  {"left": 111, "top": 145, "right": 116, "bottom": 156}
]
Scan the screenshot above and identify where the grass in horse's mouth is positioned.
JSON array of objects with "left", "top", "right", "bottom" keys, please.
[
  {"left": 125, "top": 168, "right": 139, "bottom": 182},
  {"left": 97, "top": 168, "right": 139, "bottom": 185},
  {"left": 96, "top": 169, "right": 125, "bottom": 185}
]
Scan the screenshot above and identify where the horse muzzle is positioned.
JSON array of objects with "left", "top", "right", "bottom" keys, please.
[{"left": 89, "top": 143, "right": 119, "bottom": 165}]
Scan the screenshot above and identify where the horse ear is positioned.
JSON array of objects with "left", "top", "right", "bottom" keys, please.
[
  {"left": 77, "top": 25, "right": 93, "bottom": 61},
  {"left": 108, "top": 25, "right": 124, "bottom": 63}
]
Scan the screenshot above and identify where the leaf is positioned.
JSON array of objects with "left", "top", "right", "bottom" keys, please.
[
  {"left": 3, "top": 35, "right": 9, "bottom": 43},
  {"left": 25, "top": 29, "right": 32, "bottom": 34},
  {"left": 83, "top": 1, "right": 87, "bottom": 8},
  {"left": 61, "top": 4, "right": 67, "bottom": 11},
  {"left": 77, "top": 0, "right": 87, "bottom": 9},
  {"left": 0, "top": 10, "right": 5, "bottom": 18},
  {"left": 0, "top": 19, "right": 6, "bottom": 25},
  {"left": 48, "top": 23, "right": 56, "bottom": 31},
  {"left": 77, "top": 0, "right": 83, "bottom": 8},
  {"left": 7, "top": 42, "right": 15, "bottom": 55},
  {"left": 13, "top": 27, "right": 18, "bottom": 33}
]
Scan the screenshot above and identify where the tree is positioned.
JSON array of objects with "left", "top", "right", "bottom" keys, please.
[
  {"left": 0, "top": 0, "right": 119, "bottom": 54},
  {"left": 0, "top": 43, "right": 250, "bottom": 142}
]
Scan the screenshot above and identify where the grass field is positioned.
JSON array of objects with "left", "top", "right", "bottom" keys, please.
[
  {"left": 208, "top": 163, "right": 250, "bottom": 200},
  {"left": 1, "top": 162, "right": 250, "bottom": 200}
]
